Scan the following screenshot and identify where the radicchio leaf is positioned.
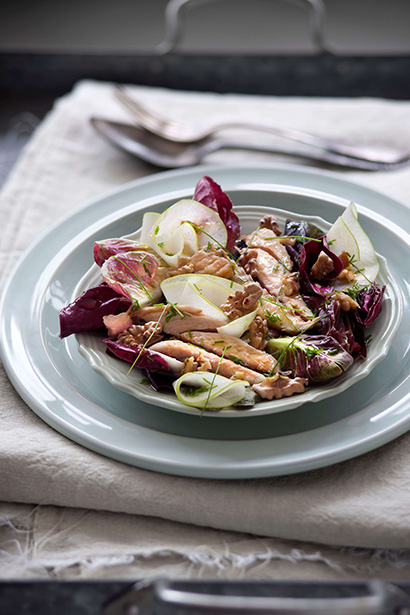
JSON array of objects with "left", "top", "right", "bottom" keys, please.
[
  {"left": 283, "top": 219, "right": 324, "bottom": 271},
  {"left": 59, "top": 283, "right": 129, "bottom": 338},
  {"left": 142, "top": 369, "right": 176, "bottom": 391},
  {"left": 94, "top": 238, "right": 143, "bottom": 266},
  {"left": 306, "top": 295, "right": 357, "bottom": 355},
  {"left": 104, "top": 339, "right": 174, "bottom": 373},
  {"left": 354, "top": 284, "right": 385, "bottom": 326},
  {"left": 100, "top": 251, "right": 159, "bottom": 304},
  {"left": 193, "top": 175, "right": 241, "bottom": 253},
  {"left": 299, "top": 238, "right": 344, "bottom": 296},
  {"left": 267, "top": 334, "right": 354, "bottom": 383},
  {"left": 306, "top": 295, "right": 367, "bottom": 357},
  {"left": 300, "top": 335, "right": 354, "bottom": 382}
]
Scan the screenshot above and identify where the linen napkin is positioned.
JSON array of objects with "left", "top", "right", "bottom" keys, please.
[{"left": 1, "top": 80, "right": 410, "bottom": 579}]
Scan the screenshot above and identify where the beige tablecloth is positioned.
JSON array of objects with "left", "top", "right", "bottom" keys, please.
[{"left": 1, "top": 80, "right": 410, "bottom": 580}]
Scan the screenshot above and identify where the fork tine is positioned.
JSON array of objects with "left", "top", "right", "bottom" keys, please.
[
  {"left": 114, "top": 86, "right": 155, "bottom": 122},
  {"left": 114, "top": 85, "right": 184, "bottom": 136},
  {"left": 114, "top": 85, "right": 171, "bottom": 127}
]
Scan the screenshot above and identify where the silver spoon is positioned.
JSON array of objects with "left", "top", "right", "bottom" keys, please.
[
  {"left": 114, "top": 85, "right": 410, "bottom": 166},
  {"left": 90, "top": 118, "right": 410, "bottom": 171}
]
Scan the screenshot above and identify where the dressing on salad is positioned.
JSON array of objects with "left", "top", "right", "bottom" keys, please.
[{"left": 60, "top": 176, "right": 385, "bottom": 411}]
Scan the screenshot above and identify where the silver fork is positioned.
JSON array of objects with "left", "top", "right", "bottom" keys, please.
[{"left": 114, "top": 85, "right": 410, "bottom": 166}]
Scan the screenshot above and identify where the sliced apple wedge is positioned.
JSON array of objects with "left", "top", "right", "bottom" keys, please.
[
  {"left": 151, "top": 199, "right": 228, "bottom": 255},
  {"left": 161, "top": 274, "right": 243, "bottom": 323},
  {"left": 173, "top": 372, "right": 249, "bottom": 409},
  {"left": 139, "top": 212, "right": 160, "bottom": 247},
  {"left": 326, "top": 201, "right": 379, "bottom": 286},
  {"left": 217, "top": 308, "right": 258, "bottom": 338},
  {"left": 153, "top": 222, "right": 198, "bottom": 266},
  {"left": 161, "top": 275, "right": 228, "bottom": 322}
]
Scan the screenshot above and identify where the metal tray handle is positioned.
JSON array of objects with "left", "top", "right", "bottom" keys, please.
[
  {"left": 156, "top": 0, "right": 333, "bottom": 54},
  {"left": 104, "top": 578, "right": 410, "bottom": 615}
]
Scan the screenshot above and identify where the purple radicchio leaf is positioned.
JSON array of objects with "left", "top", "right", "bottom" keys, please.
[
  {"left": 354, "top": 284, "right": 385, "bottom": 326},
  {"left": 100, "top": 251, "right": 159, "bottom": 303},
  {"left": 266, "top": 334, "right": 354, "bottom": 383},
  {"left": 299, "top": 237, "right": 344, "bottom": 296},
  {"left": 94, "top": 238, "right": 143, "bottom": 267},
  {"left": 59, "top": 283, "right": 130, "bottom": 338},
  {"left": 142, "top": 369, "right": 176, "bottom": 391},
  {"left": 193, "top": 175, "right": 241, "bottom": 253},
  {"left": 299, "top": 334, "right": 354, "bottom": 383},
  {"left": 305, "top": 295, "right": 358, "bottom": 356},
  {"left": 104, "top": 339, "right": 174, "bottom": 373},
  {"left": 283, "top": 219, "right": 325, "bottom": 270}
]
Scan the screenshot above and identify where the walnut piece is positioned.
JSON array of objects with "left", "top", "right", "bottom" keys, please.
[
  {"left": 253, "top": 374, "right": 307, "bottom": 400},
  {"left": 337, "top": 268, "right": 356, "bottom": 282},
  {"left": 181, "top": 356, "right": 197, "bottom": 374},
  {"left": 221, "top": 281, "right": 263, "bottom": 319},
  {"left": 310, "top": 251, "right": 334, "bottom": 281},
  {"left": 332, "top": 291, "right": 359, "bottom": 311},
  {"left": 248, "top": 315, "right": 268, "bottom": 350},
  {"left": 258, "top": 215, "right": 281, "bottom": 236},
  {"left": 117, "top": 322, "right": 163, "bottom": 347}
]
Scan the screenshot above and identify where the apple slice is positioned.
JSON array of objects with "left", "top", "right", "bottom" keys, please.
[
  {"left": 161, "top": 275, "right": 228, "bottom": 322},
  {"left": 326, "top": 201, "right": 379, "bottom": 286},
  {"left": 153, "top": 222, "right": 198, "bottom": 266},
  {"left": 151, "top": 199, "right": 228, "bottom": 253},
  {"left": 139, "top": 212, "right": 160, "bottom": 246},
  {"left": 173, "top": 372, "right": 249, "bottom": 409},
  {"left": 160, "top": 274, "right": 243, "bottom": 323},
  {"left": 217, "top": 308, "right": 258, "bottom": 338}
]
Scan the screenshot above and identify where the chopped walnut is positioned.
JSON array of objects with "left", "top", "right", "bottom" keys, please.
[
  {"left": 310, "top": 251, "right": 334, "bottom": 281},
  {"left": 197, "top": 359, "right": 212, "bottom": 372},
  {"left": 117, "top": 321, "right": 163, "bottom": 347},
  {"left": 221, "top": 282, "right": 263, "bottom": 319},
  {"left": 248, "top": 316, "right": 268, "bottom": 350},
  {"left": 253, "top": 374, "right": 307, "bottom": 400},
  {"left": 339, "top": 251, "right": 351, "bottom": 268},
  {"left": 281, "top": 272, "right": 300, "bottom": 297},
  {"left": 332, "top": 292, "right": 359, "bottom": 312},
  {"left": 337, "top": 268, "right": 356, "bottom": 282},
  {"left": 181, "top": 356, "right": 198, "bottom": 374},
  {"left": 258, "top": 215, "right": 281, "bottom": 236},
  {"left": 181, "top": 356, "right": 211, "bottom": 374},
  {"left": 238, "top": 248, "right": 259, "bottom": 276},
  {"left": 336, "top": 251, "right": 355, "bottom": 282}
]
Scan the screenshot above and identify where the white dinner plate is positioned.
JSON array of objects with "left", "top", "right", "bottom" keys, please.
[{"left": 1, "top": 163, "right": 409, "bottom": 479}]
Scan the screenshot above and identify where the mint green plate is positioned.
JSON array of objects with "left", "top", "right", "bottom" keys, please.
[{"left": 1, "top": 164, "right": 409, "bottom": 478}]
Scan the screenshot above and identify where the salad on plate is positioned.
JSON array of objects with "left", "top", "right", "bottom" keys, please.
[{"left": 60, "top": 176, "right": 386, "bottom": 412}]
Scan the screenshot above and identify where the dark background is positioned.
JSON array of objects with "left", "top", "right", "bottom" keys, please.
[
  {"left": 2, "top": 0, "right": 410, "bottom": 54},
  {"left": 1, "top": 0, "right": 410, "bottom": 185}
]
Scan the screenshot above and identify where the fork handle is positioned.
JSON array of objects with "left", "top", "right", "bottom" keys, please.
[
  {"left": 200, "top": 137, "right": 404, "bottom": 170},
  {"left": 195, "top": 121, "right": 405, "bottom": 164}
]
